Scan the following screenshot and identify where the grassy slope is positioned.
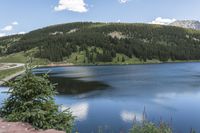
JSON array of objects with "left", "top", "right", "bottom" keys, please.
[
  {"left": 0, "top": 66, "right": 24, "bottom": 80},
  {"left": 65, "top": 51, "right": 161, "bottom": 65},
  {"left": 0, "top": 51, "right": 50, "bottom": 65}
]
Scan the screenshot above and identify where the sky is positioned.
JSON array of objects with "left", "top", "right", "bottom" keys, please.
[{"left": 0, "top": 0, "right": 200, "bottom": 37}]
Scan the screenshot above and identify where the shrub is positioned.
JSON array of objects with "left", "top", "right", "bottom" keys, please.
[
  {"left": 0, "top": 65, "right": 74, "bottom": 131},
  {"left": 130, "top": 122, "right": 172, "bottom": 133}
]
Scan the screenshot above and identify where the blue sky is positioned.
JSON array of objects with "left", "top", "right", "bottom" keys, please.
[{"left": 0, "top": 0, "right": 200, "bottom": 37}]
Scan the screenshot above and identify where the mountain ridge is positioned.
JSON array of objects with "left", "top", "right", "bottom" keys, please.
[{"left": 170, "top": 20, "right": 200, "bottom": 30}]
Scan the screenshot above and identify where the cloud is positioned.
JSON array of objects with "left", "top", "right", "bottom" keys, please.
[
  {"left": 119, "top": 0, "right": 130, "bottom": 4},
  {"left": 0, "top": 33, "right": 6, "bottom": 37},
  {"left": 151, "top": 17, "right": 176, "bottom": 25},
  {"left": 1, "top": 25, "right": 13, "bottom": 31},
  {"left": 0, "top": 21, "right": 19, "bottom": 36},
  {"left": 54, "top": 0, "right": 88, "bottom": 13},
  {"left": 12, "top": 21, "right": 19, "bottom": 25},
  {"left": 18, "top": 31, "right": 26, "bottom": 35}
]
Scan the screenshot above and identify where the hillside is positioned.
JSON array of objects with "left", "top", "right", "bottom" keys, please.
[{"left": 1, "top": 22, "right": 200, "bottom": 65}]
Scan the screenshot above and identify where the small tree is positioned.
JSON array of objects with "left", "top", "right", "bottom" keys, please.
[
  {"left": 0, "top": 65, "right": 74, "bottom": 131},
  {"left": 122, "top": 56, "right": 125, "bottom": 62}
]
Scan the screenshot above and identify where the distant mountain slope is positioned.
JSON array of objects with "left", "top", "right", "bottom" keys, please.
[
  {"left": 170, "top": 20, "right": 200, "bottom": 30},
  {"left": 1, "top": 22, "right": 200, "bottom": 64}
]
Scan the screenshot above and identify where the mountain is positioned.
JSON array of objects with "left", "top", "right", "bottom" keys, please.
[
  {"left": 170, "top": 20, "right": 200, "bottom": 30},
  {"left": 1, "top": 22, "right": 200, "bottom": 65}
]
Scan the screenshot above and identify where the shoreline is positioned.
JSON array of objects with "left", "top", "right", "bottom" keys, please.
[
  {"left": 0, "top": 70, "right": 25, "bottom": 86},
  {"left": 36, "top": 60, "right": 200, "bottom": 68}
]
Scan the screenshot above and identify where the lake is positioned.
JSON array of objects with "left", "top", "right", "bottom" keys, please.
[{"left": 1, "top": 63, "right": 200, "bottom": 132}]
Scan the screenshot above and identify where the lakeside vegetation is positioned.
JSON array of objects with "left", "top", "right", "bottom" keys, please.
[
  {"left": 1, "top": 22, "right": 200, "bottom": 65},
  {"left": 130, "top": 122, "right": 172, "bottom": 133}
]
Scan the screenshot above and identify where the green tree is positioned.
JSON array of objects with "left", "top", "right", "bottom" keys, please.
[
  {"left": 0, "top": 65, "right": 74, "bottom": 131},
  {"left": 122, "top": 56, "right": 125, "bottom": 62}
]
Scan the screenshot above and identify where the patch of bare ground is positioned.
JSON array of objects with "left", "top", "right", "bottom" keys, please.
[
  {"left": 47, "top": 63, "right": 74, "bottom": 67},
  {"left": 0, "top": 119, "right": 64, "bottom": 133},
  {"left": 108, "top": 31, "right": 127, "bottom": 39}
]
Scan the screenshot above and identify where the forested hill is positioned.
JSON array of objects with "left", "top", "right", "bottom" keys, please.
[{"left": 1, "top": 22, "right": 200, "bottom": 64}]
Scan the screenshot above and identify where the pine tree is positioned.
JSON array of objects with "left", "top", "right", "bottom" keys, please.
[
  {"left": 0, "top": 65, "right": 74, "bottom": 131},
  {"left": 122, "top": 56, "right": 125, "bottom": 62}
]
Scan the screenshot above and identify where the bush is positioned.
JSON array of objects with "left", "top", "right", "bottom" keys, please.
[
  {"left": 130, "top": 122, "right": 172, "bottom": 133},
  {"left": 0, "top": 65, "right": 74, "bottom": 131}
]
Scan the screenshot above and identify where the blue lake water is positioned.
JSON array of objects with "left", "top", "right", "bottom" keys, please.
[{"left": 1, "top": 63, "right": 200, "bottom": 132}]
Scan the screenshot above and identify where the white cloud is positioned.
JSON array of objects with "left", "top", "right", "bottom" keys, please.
[
  {"left": 119, "top": 0, "right": 130, "bottom": 4},
  {"left": 54, "top": 0, "right": 88, "bottom": 13},
  {"left": 151, "top": 17, "right": 176, "bottom": 25},
  {"left": 1, "top": 25, "right": 13, "bottom": 31},
  {"left": 117, "top": 19, "right": 121, "bottom": 23},
  {"left": 18, "top": 31, "right": 26, "bottom": 35},
  {"left": 12, "top": 21, "right": 18, "bottom": 25},
  {"left": 0, "top": 33, "right": 6, "bottom": 37},
  {"left": 0, "top": 21, "right": 19, "bottom": 36}
]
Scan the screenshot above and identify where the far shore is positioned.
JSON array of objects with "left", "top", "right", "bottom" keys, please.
[
  {"left": 1, "top": 60, "right": 200, "bottom": 85},
  {"left": 36, "top": 60, "right": 200, "bottom": 68}
]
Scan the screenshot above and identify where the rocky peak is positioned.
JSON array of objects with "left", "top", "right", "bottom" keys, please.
[{"left": 170, "top": 20, "right": 200, "bottom": 30}]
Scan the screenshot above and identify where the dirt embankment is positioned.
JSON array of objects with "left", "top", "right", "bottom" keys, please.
[{"left": 0, "top": 119, "right": 64, "bottom": 133}]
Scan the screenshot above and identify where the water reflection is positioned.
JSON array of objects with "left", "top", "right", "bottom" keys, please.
[
  {"left": 34, "top": 70, "right": 110, "bottom": 95},
  {"left": 0, "top": 87, "right": 9, "bottom": 106},
  {"left": 61, "top": 102, "right": 89, "bottom": 121},
  {"left": 48, "top": 76, "right": 110, "bottom": 95},
  {"left": 120, "top": 110, "right": 143, "bottom": 122}
]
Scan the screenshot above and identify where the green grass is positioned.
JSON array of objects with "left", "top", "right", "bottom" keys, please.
[
  {"left": 0, "top": 66, "right": 24, "bottom": 80},
  {"left": 0, "top": 52, "right": 27, "bottom": 63},
  {"left": 64, "top": 51, "right": 86, "bottom": 64},
  {"left": 0, "top": 50, "right": 50, "bottom": 65},
  {"left": 112, "top": 54, "right": 142, "bottom": 64}
]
